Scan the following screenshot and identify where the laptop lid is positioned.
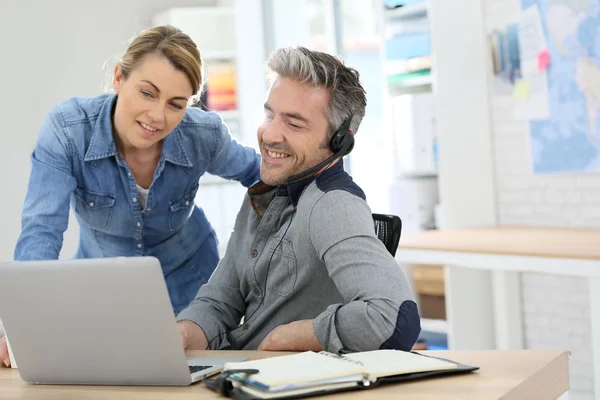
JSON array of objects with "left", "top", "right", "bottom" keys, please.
[{"left": 0, "top": 257, "right": 215, "bottom": 386}]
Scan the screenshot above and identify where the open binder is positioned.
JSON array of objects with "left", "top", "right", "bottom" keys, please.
[{"left": 204, "top": 350, "right": 478, "bottom": 399}]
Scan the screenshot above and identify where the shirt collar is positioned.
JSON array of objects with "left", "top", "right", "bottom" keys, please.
[
  {"left": 248, "top": 161, "right": 345, "bottom": 218},
  {"left": 84, "top": 94, "right": 192, "bottom": 167}
]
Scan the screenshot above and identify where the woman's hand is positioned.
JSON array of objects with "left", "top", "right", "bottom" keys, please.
[{"left": 0, "top": 336, "right": 10, "bottom": 367}]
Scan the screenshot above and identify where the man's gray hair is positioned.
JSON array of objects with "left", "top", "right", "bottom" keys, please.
[{"left": 265, "top": 46, "right": 367, "bottom": 140}]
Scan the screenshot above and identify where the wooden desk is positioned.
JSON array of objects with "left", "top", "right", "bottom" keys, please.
[
  {"left": 400, "top": 226, "right": 600, "bottom": 262},
  {"left": 396, "top": 226, "right": 600, "bottom": 396},
  {"left": 0, "top": 349, "right": 568, "bottom": 399}
]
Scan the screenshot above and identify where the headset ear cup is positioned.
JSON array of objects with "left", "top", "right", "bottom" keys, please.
[
  {"left": 329, "top": 132, "right": 354, "bottom": 156},
  {"left": 329, "top": 113, "right": 355, "bottom": 156},
  {"left": 344, "top": 133, "right": 355, "bottom": 155},
  {"left": 329, "top": 132, "right": 342, "bottom": 154}
]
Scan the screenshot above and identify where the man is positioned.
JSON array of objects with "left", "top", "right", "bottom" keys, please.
[{"left": 176, "top": 46, "right": 421, "bottom": 354}]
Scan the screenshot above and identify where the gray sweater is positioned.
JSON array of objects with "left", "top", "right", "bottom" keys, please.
[{"left": 176, "top": 162, "right": 421, "bottom": 353}]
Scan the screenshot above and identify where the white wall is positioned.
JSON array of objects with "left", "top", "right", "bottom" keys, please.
[
  {"left": 0, "top": 0, "right": 217, "bottom": 262},
  {"left": 485, "top": 0, "right": 600, "bottom": 399}
]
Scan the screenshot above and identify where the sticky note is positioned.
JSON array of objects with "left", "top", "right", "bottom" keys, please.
[
  {"left": 513, "top": 80, "right": 531, "bottom": 101},
  {"left": 537, "top": 50, "right": 550, "bottom": 71}
]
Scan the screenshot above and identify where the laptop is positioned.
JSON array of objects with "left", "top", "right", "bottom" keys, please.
[{"left": 0, "top": 256, "right": 246, "bottom": 386}]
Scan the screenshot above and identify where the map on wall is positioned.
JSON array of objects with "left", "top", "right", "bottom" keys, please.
[{"left": 522, "top": 0, "right": 600, "bottom": 174}]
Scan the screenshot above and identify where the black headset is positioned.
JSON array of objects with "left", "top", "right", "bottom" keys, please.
[
  {"left": 329, "top": 113, "right": 355, "bottom": 156},
  {"left": 286, "top": 113, "right": 355, "bottom": 184}
]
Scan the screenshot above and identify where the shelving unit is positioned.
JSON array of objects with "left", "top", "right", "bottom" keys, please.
[
  {"left": 382, "top": 1, "right": 447, "bottom": 350},
  {"left": 388, "top": 73, "right": 433, "bottom": 96},
  {"left": 153, "top": 7, "right": 237, "bottom": 55},
  {"left": 397, "top": 170, "right": 437, "bottom": 179},
  {"left": 152, "top": 1, "right": 266, "bottom": 254},
  {"left": 421, "top": 318, "right": 448, "bottom": 335},
  {"left": 154, "top": 6, "right": 240, "bottom": 117},
  {"left": 384, "top": 2, "right": 428, "bottom": 21},
  {"left": 202, "top": 50, "right": 237, "bottom": 61}
]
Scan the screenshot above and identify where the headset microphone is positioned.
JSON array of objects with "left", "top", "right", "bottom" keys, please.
[{"left": 286, "top": 113, "right": 355, "bottom": 184}]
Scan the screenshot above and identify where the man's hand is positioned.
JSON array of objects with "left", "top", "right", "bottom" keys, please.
[
  {"left": 0, "top": 337, "right": 10, "bottom": 367},
  {"left": 258, "top": 319, "right": 322, "bottom": 352},
  {"left": 177, "top": 320, "right": 209, "bottom": 350}
]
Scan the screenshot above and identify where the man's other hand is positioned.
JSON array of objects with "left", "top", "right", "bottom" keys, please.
[{"left": 258, "top": 319, "right": 322, "bottom": 352}]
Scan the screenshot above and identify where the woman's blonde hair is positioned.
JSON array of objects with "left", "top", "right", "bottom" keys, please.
[{"left": 116, "top": 25, "right": 203, "bottom": 101}]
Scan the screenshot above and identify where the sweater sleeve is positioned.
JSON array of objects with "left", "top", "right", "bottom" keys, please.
[{"left": 309, "top": 190, "right": 421, "bottom": 354}]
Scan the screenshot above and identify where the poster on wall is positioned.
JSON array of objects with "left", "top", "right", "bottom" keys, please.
[{"left": 520, "top": 0, "right": 600, "bottom": 174}]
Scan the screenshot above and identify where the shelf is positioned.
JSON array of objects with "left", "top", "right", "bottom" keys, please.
[
  {"left": 388, "top": 73, "right": 433, "bottom": 96},
  {"left": 157, "top": 6, "right": 234, "bottom": 18},
  {"left": 384, "top": 3, "right": 428, "bottom": 21},
  {"left": 397, "top": 170, "right": 438, "bottom": 179},
  {"left": 421, "top": 318, "right": 448, "bottom": 335},
  {"left": 202, "top": 51, "right": 236, "bottom": 61},
  {"left": 384, "top": 57, "right": 432, "bottom": 77},
  {"left": 152, "top": 7, "right": 236, "bottom": 59}
]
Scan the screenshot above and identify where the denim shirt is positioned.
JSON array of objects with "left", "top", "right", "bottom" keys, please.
[{"left": 14, "top": 94, "right": 261, "bottom": 313}]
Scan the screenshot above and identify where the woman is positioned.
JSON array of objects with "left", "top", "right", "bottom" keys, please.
[
  {"left": 1, "top": 25, "right": 261, "bottom": 367},
  {"left": 12, "top": 25, "right": 260, "bottom": 313}
]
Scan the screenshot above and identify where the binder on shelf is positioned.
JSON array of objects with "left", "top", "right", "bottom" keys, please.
[
  {"left": 205, "top": 61, "right": 238, "bottom": 111},
  {"left": 384, "top": 0, "right": 426, "bottom": 8},
  {"left": 387, "top": 70, "right": 433, "bottom": 95},
  {"left": 383, "top": 0, "right": 432, "bottom": 93},
  {"left": 387, "top": 68, "right": 431, "bottom": 83},
  {"left": 384, "top": 1, "right": 428, "bottom": 21},
  {"left": 385, "top": 32, "right": 431, "bottom": 61},
  {"left": 384, "top": 56, "right": 432, "bottom": 77}
]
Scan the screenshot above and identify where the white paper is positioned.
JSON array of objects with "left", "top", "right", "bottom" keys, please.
[
  {"left": 515, "top": 4, "right": 550, "bottom": 120},
  {"left": 519, "top": 4, "right": 547, "bottom": 61}
]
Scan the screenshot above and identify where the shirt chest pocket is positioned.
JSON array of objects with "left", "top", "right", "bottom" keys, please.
[
  {"left": 74, "top": 187, "right": 116, "bottom": 229},
  {"left": 168, "top": 183, "right": 199, "bottom": 231},
  {"left": 267, "top": 238, "right": 297, "bottom": 297}
]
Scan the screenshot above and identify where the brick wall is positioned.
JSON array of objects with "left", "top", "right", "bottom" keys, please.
[{"left": 485, "top": 0, "right": 600, "bottom": 398}]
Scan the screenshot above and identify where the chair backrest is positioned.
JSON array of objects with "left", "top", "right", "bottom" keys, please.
[{"left": 372, "top": 213, "right": 402, "bottom": 257}]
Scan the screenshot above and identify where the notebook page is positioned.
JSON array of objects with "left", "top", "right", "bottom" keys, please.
[
  {"left": 224, "top": 351, "right": 365, "bottom": 387},
  {"left": 236, "top": 381, "right": 359, "bottom": 399},
  {"left": 344, "top": 350, "right": 457, "bottom": 379}
]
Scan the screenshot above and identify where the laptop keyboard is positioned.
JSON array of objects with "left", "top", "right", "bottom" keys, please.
[{"left": 189, "top": 365, "right": 213, "bottom": 375}]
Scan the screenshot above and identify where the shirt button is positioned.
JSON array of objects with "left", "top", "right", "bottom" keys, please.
[
  {"left": 127, "top": 172, "right": 132, "bottom": 177},
  {"left": 243, "top": 323, "right": 249, "bottom": 331},
  {"left": 137, "top": 243, "right": 142, "bottom": 249},
  {"left": 89, "top": 202, "right": 95, "bottom": 207},
  {"left": 253, "top": 287, "right": 261, "bottom": 297},
  {"left": 146, "top": 208, "right": 151, "bottom": 212},
  {"left": 250, "top": 249, "right": 258, "bottom": 258},
  {"left": 185, "top": 200, "right": 190, "bottom": 206},
  {"left": 136, "top": 222, "right": 141, "bottom": 227},
  {"left": 265, "top": 214, "right": 271, "bottom": 222},
  {"left": 132, "top": 197, "right": 138, "bottom": 203}
]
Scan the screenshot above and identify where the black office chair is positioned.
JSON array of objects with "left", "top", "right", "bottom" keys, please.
[{"left": 372, "top": 213, "right": 402, "bottom": 257}]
